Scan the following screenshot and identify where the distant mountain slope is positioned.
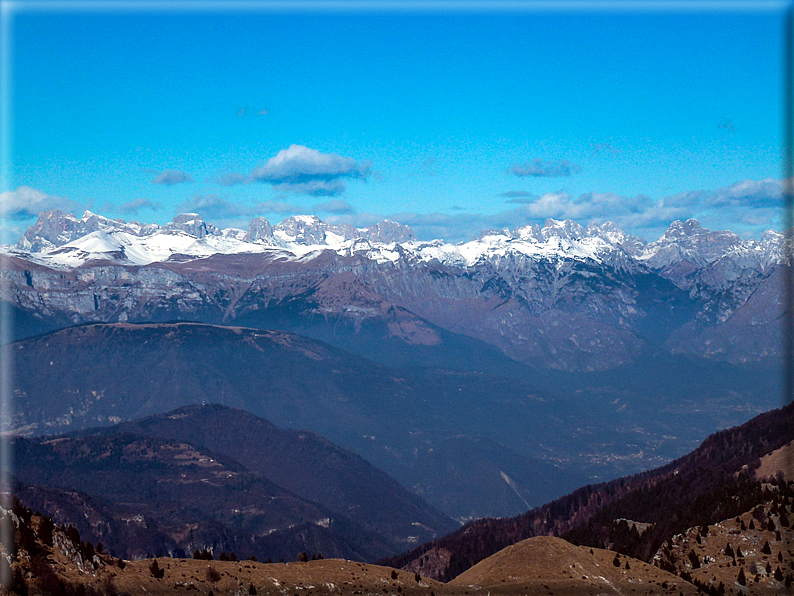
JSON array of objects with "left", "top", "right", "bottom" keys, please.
[
  {"left": 382, "top": 400, "right": 794, "bottom": 581},
  {"left": 12, "top": 430, "right": 397, "bottom": 562},
  {"left": 106, "top": 404, "right": 457, "bottom": 547},
  {"left": 11, "top": 322, "right": 597, "bottom": 520}
]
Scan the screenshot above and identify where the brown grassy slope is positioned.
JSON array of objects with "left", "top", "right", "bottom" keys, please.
[
  {"left": 4, "top": 501, "right": 444, "bottom": 596},
  {"left": 0, "top": 496, "right": 699, "bottom": 596},
  {"left": 449, "top": 536, "right": 697, "bottom": 596},
  {"left": 6, "top": 517, "right": 699, "bottom": 596},
  {"left": 755, "top": 441, "right": 793, "bottom": 482},
  {"left": 108, "top": 558, "right": 443, "bottom": 596}
]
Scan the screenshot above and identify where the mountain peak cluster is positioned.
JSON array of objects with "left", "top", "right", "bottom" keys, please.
[
  {"left": 13, "top": 209, "right": 417, "bottom": 258},
  {"left": 8, "top": 208, "right": 789, "bottom": 272}
]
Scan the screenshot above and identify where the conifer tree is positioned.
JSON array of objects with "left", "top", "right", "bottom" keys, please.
[{"left": 762, "top": 541, "right": 771, "bottom": 555}]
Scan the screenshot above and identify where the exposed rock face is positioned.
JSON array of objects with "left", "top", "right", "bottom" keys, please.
[
  {"left": 245, "top": 216, "right": 274, "bottom": 242},
  {"left": 643, "top": 219, "right": 746, "bottom": 269},
  {"left": 16, "top": 210, "right": 131, "bottom": 252},
  {"left": 362, "top": 220, "right": 417, "bottom": 243},
  {"left": 165, "top": 213, "right": 220, "bottom": 238},
  {"left": 273, "top": 215, "right": 337, "bottom": 244}
]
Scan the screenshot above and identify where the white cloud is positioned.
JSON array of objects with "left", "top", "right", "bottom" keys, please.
[
  {"left": 258, "top": 200, "right": 302, "bottom": 214},
  {"left": 0, "top": 186, "right": 79, "bottom": 220},
  {"left": 117, "top": 198, "right": 160, "bottom": 215},
  {"left": 501, "top": 190, "right": 537, "bottom": 203},
  {"left": 273, "top": 180, "right": 346, "bottom": 197},
  {"left": 217, "top": 172, "right": 247, "bottom": 187},
  {"left": 386, "top": 178, "right": 786, "bottom": 243},
  {"left": 177, "top": 194, "right": 258, "bottom": 220},
  {"left": 250, "top": 145, "right": 371, "bottom": 196}
]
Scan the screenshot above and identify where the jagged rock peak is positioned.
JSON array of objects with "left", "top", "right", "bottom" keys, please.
[
  {"left": 663, "top": 219, "right": 707, "bottom": 238},
  {"left": 656, "top": 219, "right": 739, "bottom": 245},
  {"left": 541, "top": 218, "right": 587, "bottom": 239},
  {"left": 270, "top": 216, "right": 415, "bottom": 245},
  {"left": 17, "top": 209, "right": 130, "bottom": 252},
  {"left": 166, "top": 213, "right": 221, "bottom": 239},
  {"left": 362, "top": 220, "right": 417, "bottom": 243},
  {"left": 16, "top": 208, "right": 420, "bottom": 255},
  {"left": 510, "top": 219, "right": 640, "bottom": 246},
  {"left": 478, "top": 227, "right": 514, "bottom": 241},
  {"left": 244, "top": 216, "right": 273, "bottom": 242},
  {"left": 642, "top": 219, "right": 745, "bottom": 268},
  {"left": 273, "top": 215, "right": 333, "bottom": 245}
]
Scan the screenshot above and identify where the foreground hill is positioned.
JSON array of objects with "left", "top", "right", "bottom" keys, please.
[
  {"left": 449, "top": 536, "right": 697, "bottom": 595},
  {"left": 653, "top": 497, "right": 793, "bottom": 593},
  {"left": 4, "top": 410, "right": 791, "bottom": 594},
  {"left": 2, "top": 500, "right": 698, "bottom": 596},
  {"left": 1, "top": 498, "right": 444, "bottom": 596},
  {"left": 382, "top": 400, "right": 794, "bottom": 581}
]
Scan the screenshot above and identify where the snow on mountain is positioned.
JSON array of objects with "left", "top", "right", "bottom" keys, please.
[
  {"left": 638, "top": 219, "right": 784, "bottom": 272},
  {"left": 5, "top": 210, "right": 786, "bottom": 275},
  {"left": 6, "top": 211, "right": 421, "bottom": 269},
  {"left": 41, "top": 229, "right": 225, "bottom": 267},
  {"left": 639, "top": 219, "right": 743, "bottom": 268},
  {"left": 409, "top": 218, "right": 650, "bottom": 270},
  {"left": 167, "top": 213, "right": 221, "bottom": 238},
  {"left": 15, "top": 209, "right": 155, "bottom": 252}
]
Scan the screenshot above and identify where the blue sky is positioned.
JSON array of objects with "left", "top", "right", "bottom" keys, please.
[{"left": 2, "top": 2, "right": 790, "bottom": 242}]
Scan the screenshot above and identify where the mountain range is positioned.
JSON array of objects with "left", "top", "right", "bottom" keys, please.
[
  {"left": 9, "top": 320, "right": 782, "bottom": 521},
  {"left": 2, "top": 209, "right": 790, "bottom": 372},
  {"left": 9, "top": 322, "right": 596, "bottom": 520},
  {"left": 4, "top": 207, "right": 792, "bottom": 593}
]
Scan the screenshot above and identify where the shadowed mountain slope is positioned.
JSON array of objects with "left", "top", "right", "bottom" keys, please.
[
  {"left": 12, "top": 430, "right": 398, "bottom": 562},
  {"left": 106, "top": 404, "right": 457, "bottom": 547}
]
